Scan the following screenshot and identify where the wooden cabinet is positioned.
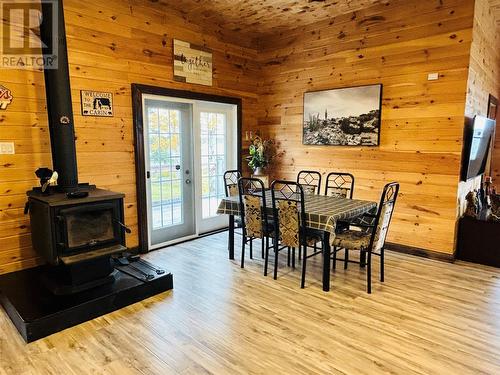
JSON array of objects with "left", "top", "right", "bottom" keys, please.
[{"left": 456, "top": 217, "right": 500, "bottom": 267}]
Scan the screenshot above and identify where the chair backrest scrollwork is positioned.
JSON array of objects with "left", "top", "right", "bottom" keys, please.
[
  {"left": 224, "top": 170, "right": 241, "bottom": 197},
  {"left": 297, "top": 170, "right": 322, "bottom": 195},
  {"left": 324, "top": 172, "right": 355, "bottom": 199}
]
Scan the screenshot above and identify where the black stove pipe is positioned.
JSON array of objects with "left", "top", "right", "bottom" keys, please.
[{"left": 40, "top": 0, "right": 79, "bottom": 192}]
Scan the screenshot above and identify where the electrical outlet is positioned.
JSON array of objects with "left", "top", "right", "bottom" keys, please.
[
  {"left": 0, "top": 142, "right": 15, "bottom": 154},
  {"left": 427, "top": 72, "right": 439, "bottom": 81}
]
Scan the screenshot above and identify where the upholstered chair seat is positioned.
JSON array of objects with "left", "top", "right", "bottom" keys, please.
[
  {"left": 332, "top": 230, "right": 370, "bottom": 250},
  {"left": 305, "top": 235, "right": 321, "bottom": 246}
]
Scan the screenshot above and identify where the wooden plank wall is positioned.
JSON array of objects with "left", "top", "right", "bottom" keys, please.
[
  {"left": 465, "top": 0, "right": 500, "bottom": 181},
  {"left": 0, "top": 0, "right": 491, "bottom": 272},
  {"left": 0, "top": 0, "right": 259, "bottom": 274},
  {"left": 254, "top": 0, "right": 475, "bottom": 254},
  {"left": 458, "top": 0, "right": 500, "bottom": 215}
]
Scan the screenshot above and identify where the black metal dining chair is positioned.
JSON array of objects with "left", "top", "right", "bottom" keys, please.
[
  {"left": 224, "top": 170, "right": 241, "bottom": 197},
  {"left": 237, "top": 177, "right": 274, "bottom": 271},
  {"left": 297, "top": 170, "right": 322, "bottom": 195},
  {"left": 224, "top": 170, "right": 242, "bottom": 250},
  {"left": 270, "top": 180, "right": 323, "bottom": 287},
  {"left": 331, "top": 182, "right": 400, "bottom": 293},
  {"left": 324, "top": 172, "right": 354, "bottom": 198}
]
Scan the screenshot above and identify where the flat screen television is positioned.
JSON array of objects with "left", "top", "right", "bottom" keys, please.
[{"left": 461, "top": 115, "right": 496, "bottom": 181}]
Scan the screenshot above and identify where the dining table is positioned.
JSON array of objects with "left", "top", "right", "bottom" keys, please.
[{"left": 217, "top": 191, "right": 378, "bottom": 292}]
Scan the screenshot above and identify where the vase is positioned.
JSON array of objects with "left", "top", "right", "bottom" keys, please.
[
  {"left": 253, "top": 167, "right": 265, "bottom": 176},
  {"left": 251, "top": 167, "right": 269, "bottom": 188}
]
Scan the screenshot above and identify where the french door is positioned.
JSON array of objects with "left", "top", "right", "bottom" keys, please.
[
  {"left": 195, "top": 102, "right": 237, "bottom": 233},
  {"left": 144, "top": 99, "right": 195, "bottom": 248},
  {"left": 143, "top": 95, "right": 237, "bottom": 249}
]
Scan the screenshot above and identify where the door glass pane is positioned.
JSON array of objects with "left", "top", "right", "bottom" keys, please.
[
  {"left": 151, "top": 182, "right": 161, "bottom": 205},
  {"left": 159, "top": 109, "right": 169, "bottom": 133},
  {"left": 171, "top": 134, "right": 181, "bottom": 156},
  {"left": 162, "top": 204, "right": 173, "bottom": 226},
  {"left": 148, "top": 108, "right": 159, "bottom": 133},
  {"left": 170, "top": 110, "right": 180, "bottom": 133},
  {"left": 152, "top": 206, "right": 162, "bottom": 229},
  {"left": 148, "top": 107, "right": 184, "bottom": 229},
  {"left": 200, "top": 111, "right": 227, "bottom": 218}
]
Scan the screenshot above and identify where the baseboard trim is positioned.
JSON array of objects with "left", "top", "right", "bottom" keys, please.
[
  {"left": 138, "top": 232, "right": 455, "bottom": 264},
  {"left": 385, "top": 242, "right": 455, "bottom": 263}
]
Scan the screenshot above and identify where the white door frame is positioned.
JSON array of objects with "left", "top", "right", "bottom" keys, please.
[
  {"left": 142, "top": 95, "right": 198, "bottom": 250},
  {"left": 141, "top": 94, "right": 238, "bottom": 250}
]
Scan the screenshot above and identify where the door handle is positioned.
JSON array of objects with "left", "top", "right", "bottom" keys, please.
[
  {"left": 146, "top": 171, "right": 150, "bottom": 179},
  {"left": 185, "top": 179, "right": 192, "bottom": 184}
]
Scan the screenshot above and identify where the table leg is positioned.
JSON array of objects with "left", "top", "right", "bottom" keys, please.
[
  {"left": 228, "top": 215, "right": 235, "bottom": 260},
  {"left": 322, "top": 232, "right": 331, "bottom": 292}
]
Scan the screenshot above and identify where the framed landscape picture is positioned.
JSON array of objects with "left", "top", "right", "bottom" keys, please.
[{"left": 303, "top": 84, "right": 382, "bottom": 146}]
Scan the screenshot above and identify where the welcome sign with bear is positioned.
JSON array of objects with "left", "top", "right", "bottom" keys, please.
[{"left": 80, "top": 90, "right": 114, "bottom": 117}]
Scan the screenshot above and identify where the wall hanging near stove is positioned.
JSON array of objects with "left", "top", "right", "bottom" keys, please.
[
  {"left": 0, "top": 85, "right": 13, "bottom": 110},
  {"left": 81, "top": 90, "right": 114, "bottom": 117}
]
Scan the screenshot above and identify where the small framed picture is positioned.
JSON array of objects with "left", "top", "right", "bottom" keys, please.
[{"left": 80, "top": 90, "right": 114, "bottom": 117}]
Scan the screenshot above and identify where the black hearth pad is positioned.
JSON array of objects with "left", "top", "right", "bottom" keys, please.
[{"left": 0, "top": 265, "right": 173, "bottom": 343}]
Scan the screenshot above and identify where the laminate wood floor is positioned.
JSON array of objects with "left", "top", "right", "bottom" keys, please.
[{"left": 1, "top": 232, "right": 500, "bottom": 375}]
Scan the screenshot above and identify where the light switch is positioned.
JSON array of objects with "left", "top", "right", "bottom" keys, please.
[
  {"left": 427, "top": 72, "right": 439, "bottom": 81},
  {"left": 0, "top": 142, "right": 15, "bottom": 154}
]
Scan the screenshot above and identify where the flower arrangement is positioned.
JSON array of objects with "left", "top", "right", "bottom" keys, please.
[{"left": 246, "top": 135, "right": 281, "bottom": 173}]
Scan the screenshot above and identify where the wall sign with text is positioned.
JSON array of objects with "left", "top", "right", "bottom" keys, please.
[
  {"left": 80, "top": 90, "right": 114, "bottom": 117},
  {"left": 0, "top": 85, "right": 13, "bottom": 110},
  {"left": 173, "top": 39, "right": 213, "bottom": 86}
]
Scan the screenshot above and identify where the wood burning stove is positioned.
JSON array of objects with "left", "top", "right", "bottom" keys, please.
[
  {"left": 21, "top": 0, "right": 132, "bottom": 294},
  {"left": 25, "top": 186, "right": 130, "bottom": 295},
  {"left": 26, "top": 186, "right": 129, "bottom": 295},
  {"left": 0, "top": 0, "right": 172, "bottom": 343},
  {"left": 27, "top": 187, "right": 127, "bottom": 266}
]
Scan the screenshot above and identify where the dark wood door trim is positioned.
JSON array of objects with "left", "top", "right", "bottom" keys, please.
[{"left": 131, "top": 84, "right": 243, "bottom": 252}]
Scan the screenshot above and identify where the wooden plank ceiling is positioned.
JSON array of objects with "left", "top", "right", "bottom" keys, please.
[
  {"left": 490, "top": 0, "right": 500, "bottom": 28},
  {"left": 162, "top": 0, "right": 386, "bottom": 46}
]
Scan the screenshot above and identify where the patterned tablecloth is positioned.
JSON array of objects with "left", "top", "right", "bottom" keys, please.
[{"left": 217, "top": 190, "right": 377, "bottom": 238}]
